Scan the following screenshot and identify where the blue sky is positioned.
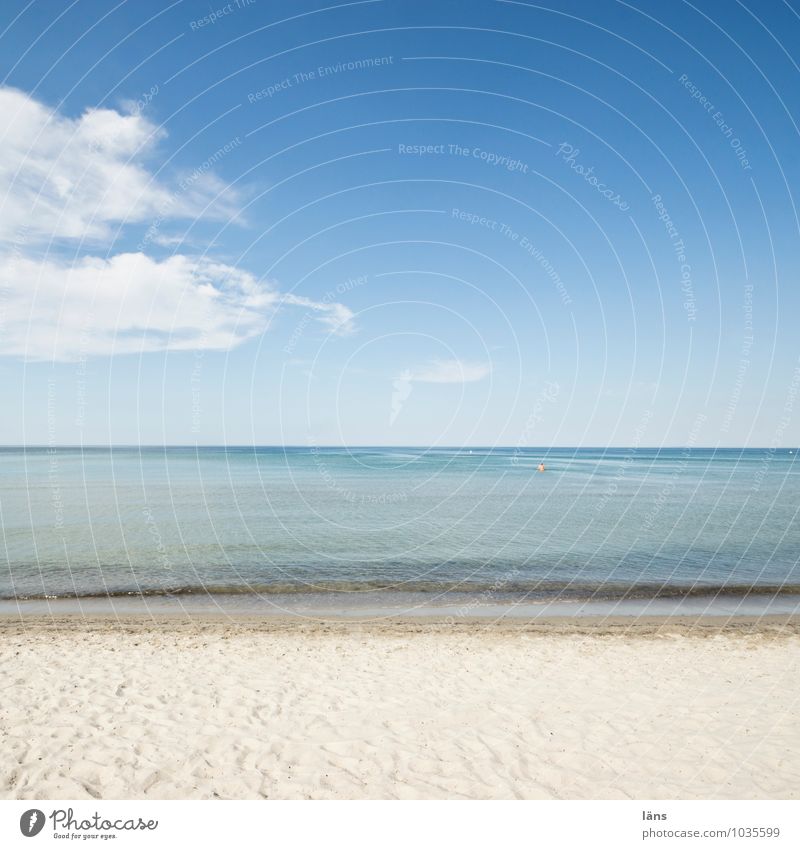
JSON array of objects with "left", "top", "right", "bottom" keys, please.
[{"left": 1, "top": 0, "right": 799, "bottom": 446}]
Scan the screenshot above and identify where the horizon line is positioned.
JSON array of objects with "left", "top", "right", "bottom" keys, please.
[{"left": 0, "top": 444, "right": 795, "bottom": 451}]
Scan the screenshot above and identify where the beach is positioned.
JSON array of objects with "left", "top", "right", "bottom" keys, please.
[{"left": 2, "top": 615, "right": 798, "bottom": 800}]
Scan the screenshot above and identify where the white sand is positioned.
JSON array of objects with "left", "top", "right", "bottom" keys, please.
[{"left": 1, "top": 618, "right": 798, "bottom": 800}]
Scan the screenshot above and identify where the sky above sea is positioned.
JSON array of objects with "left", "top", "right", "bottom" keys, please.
[{"left": 1, "top": 1, "right": 799, "bottom": 447}]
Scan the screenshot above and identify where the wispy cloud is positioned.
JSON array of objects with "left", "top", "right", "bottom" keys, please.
[
  {"left": 390, "top": 360, "right": 490, "bottom": 425},
  {"left": 282, "top": 293, "right": 356, "bottom": 335},
  {"left": 408, "top": 359, "right": 491, "bottom": 384}
]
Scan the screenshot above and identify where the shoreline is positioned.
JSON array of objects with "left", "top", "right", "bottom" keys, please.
[
  {"left": 2, "top": 589, "right": 799, "bottom": 621},
  {"left": 2, "top": 612, "right": 799, "bottom": 636}
]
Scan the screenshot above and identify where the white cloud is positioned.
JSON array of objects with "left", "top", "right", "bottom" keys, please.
[
  {"left": 0, "top": 86, "right": 237, "bottom": 244},
  {"left": 0, "top": 88, "right": 355, "bottom": 361},
  {"left": 0, "top": 252, "right": 355, "bottom": 360},
  {"left": 388, "top": 360, "right": 490, "bottom": 425},
  {"left": 408, "top": 359, "right": 491, "bottom": 384},
  {"left": 282, "top": 293, "right": 356, "bottom": 335}
]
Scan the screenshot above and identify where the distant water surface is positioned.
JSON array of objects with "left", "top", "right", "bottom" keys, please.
[{"left": 1, "top": 447, "right": 798, "bottom": 612}]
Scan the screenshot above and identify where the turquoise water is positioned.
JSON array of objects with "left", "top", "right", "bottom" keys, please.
[{"left": 1, "top": 447, "right": 798, "bottom": 603}]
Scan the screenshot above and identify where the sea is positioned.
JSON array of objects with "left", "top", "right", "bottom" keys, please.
[{"left": 1, "top": 446, "right": 799, "bottom": 618}]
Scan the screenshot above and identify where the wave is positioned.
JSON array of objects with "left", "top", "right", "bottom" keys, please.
[{"left": 6, "top": 581, "right": 800, "bottom": 603}]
